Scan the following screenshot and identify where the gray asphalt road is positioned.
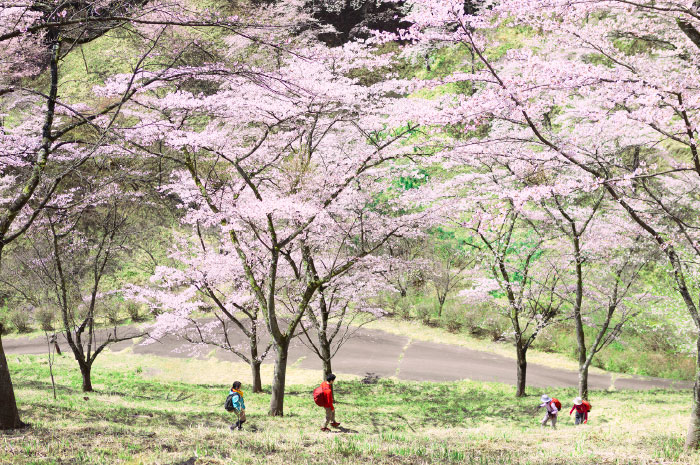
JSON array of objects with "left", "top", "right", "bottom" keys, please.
[{"left": 4, "top": 325, "right": 692, "bottom": 390}]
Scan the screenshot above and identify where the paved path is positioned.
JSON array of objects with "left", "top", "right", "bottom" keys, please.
[{"left": 4, "top": 325, "right": 692, "bottom": 390}]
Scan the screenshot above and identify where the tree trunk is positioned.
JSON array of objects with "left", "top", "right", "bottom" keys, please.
[
  {"left": 322, "top": 357, "right": 333, "bottom": 380},
  {"left": 249, "top": 332, "right": 263, "bottom": 393},
  {"left": 572, "top": 235, "right": 589, "bottom": 400},
  {"left": 319, "top": 327, "right": 333, "bottom": 380},
  {"left": 251, "top": 360, "right": 263, "bottom": 393},
  {"left": 268, "top": 340, "right": 289, "bottom": 416},
  {"left": 578, "top": 364, "right": 589, "bottom": 400},
  {"left": 516, "top": 346, "right": 527, "bottom": 397},
  {"left": 437, "top": 297, "right": 445, "bottom": 318},
  {"left": 0, "top": 326, "right": 25, "bottom": 429},
  {"left": 685, "top": 334, "right": 700, "bottom": 450},
  {"left": 79, "top": 362, "right": 93, "bottom": 392}
]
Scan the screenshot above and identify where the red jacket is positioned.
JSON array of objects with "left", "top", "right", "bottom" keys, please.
[
  {"left": 321, "top": 381, "right": 334, "bottom": 410},
  {"left": 569, "top": 404, "right": 589, "bottom": 422}
]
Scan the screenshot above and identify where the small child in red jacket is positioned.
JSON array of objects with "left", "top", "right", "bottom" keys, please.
[
  {"left": 320, "top": 373, "right": 340, "bottom": 432},
  {"left": 569, "top": 397, "right": 590, "bottom": 425}
]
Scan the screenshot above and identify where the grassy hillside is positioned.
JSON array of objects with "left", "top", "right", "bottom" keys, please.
[{"left": 2, "top": 352, "right": 696, "bottom": 464}]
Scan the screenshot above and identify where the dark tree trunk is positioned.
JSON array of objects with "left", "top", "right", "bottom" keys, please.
[
  {"left": 319, "top": 326, "right": 333, "bottom": 380},
  {"left": 516, "top": 346, "right": 527, "bottom": 397},
  {"left": 0, "top": 326, "right": 25, "bottom": 429},
  {"left": 249, "top": 331, "right": 263, "bottom": 393},
  {"left": 686, "top": 334, "right": 700, "bottom": 450},
  {"left": 572, "top": 235, "right": 589, "bottom": 400},
  {"left": 268, "top": 340, "right": 289, "bottom": 416},
  {"left": 251, "top": 360, "right": 263, "bottom": 394},
  {"left": 79, "top": 362, "right": 93, "bottom": 392}
]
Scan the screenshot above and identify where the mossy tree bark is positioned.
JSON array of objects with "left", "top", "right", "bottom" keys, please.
[{"left": 0, "top": 326, "right": 25, "bottom": 430}]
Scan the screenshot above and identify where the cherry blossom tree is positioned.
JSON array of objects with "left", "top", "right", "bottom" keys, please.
[
  {"left": 459, "top": 195, "right": 565, "bottom": 397},
  {"left": 425, "top": 234, "right": 474, "bottom": 318},
  {"left": 374, "top": 239, "right": 428, "bottom": 315},
  {"left": 0, "top": 0, "right": 292, "bottom": 429},
  {"left": 7, "top": 185, "right": 144, "bottom": 392},
  {"left": 541, "top": 195, "right": 654, "bottom": 399},
  {"left": 0, "top": 318, "right": 20, "bottom": 429},
  {"left": 129, "top": 234, "right": 274, "bottom": 393},
  {"left": 0, "top": 4, "right": 145, "bottom": 427},
  {"left": 400, "top": 0, "right": 700, "bottom": 447},
  {"left": 114, "top": 41, "right": 435, "bottom": 414},
  {"left": 466, "top": 150, "right": 654, "bottom": 397},
  {"left": 300, "top": 255, "right": 392, "bottom": 379}
]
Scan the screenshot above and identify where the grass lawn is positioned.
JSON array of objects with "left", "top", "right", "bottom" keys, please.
[{"left": 2, "top": 352, "right": 696, "bottom": 464}]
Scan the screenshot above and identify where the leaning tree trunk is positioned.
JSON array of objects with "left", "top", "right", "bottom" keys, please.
[
  {"left": 268, "top": 339, "right": 289, "bottom": 416},
  {"left": 79, "top": 361, "right": 93, "bottom": 392},
  {"left": 515, "top": 345, "right": 527, "bottom": 397},
  {"left": 685, "top": 334, "right": 700, "bottom": 450},
  {"left": 0, "top": 326, "right": 25, "bottom": 429}
]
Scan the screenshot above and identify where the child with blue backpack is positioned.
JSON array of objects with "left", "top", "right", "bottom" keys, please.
[{"left": 225, "top": 381, "right": 246, "bottom": 431}]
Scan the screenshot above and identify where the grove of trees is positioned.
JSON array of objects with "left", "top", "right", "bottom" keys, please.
[{"left": 2, "top": 0, "right": 700, "bottom": 452}]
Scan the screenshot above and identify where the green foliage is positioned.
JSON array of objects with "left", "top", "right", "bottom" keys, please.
[
  {"left": 57, "top": 32, "right": 140, "bottom": 101},
  {"left": 34, "top": 306, "right": 56, "bottom": 332},
  {"left": 529, "top": 322, "right": 696, "bottom": 380},
  {"left": 414, "top": 301, "right": 434, "bottom": 325},
  {"left": 611, "top": 34, "right": 676, "bottom": 56},
  {"left": 393, "top": 167, "right": 430, "bottom": 191},
  {"left": 104, "top": 301, "right": 121, "bottom": 326},
  {"left": 581, "top": 53, "right": 615, "bottom": 68},
  {"left": 9, "top": 308, "right": 31, "bottom": 333},
  {"left": 441, "top": 304, "right": 466, "bottom": 333},
  {"left": 429, "top": 228, "right": 476, "bottom": 272},
  {"left": 126, "top": 301, "right": 143, "bottom": 322}
]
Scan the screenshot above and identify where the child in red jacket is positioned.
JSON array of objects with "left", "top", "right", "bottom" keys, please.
[
  {"left": 569, "top": 397, "right": 590, "bottom": 425},
  {"left": 320, "top": 374, "right": 340, "bottom": 432}
]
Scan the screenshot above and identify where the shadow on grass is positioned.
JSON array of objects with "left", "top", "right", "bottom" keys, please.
[
  {"left": 332, "top": 426, "right": 359, "bottom": 433},
  {"left": 394, "top": 413, "right": 417, "bottom": 432},
  {"left": 19, "top": 378, "right": 198, "bottom": 404},
  {"left": 368, "top": 412, "right": 383, "bottom": 434}
]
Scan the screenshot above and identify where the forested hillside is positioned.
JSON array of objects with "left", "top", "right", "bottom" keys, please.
[{"left": 2, "top": 0, "right": 700, "bottom": 459}]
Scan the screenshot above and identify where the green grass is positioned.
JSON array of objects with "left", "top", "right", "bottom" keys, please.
[{"left": 3, "top": 353, "right": 699, "bottom": 464}]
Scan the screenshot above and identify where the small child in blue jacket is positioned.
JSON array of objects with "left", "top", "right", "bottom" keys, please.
[{"left": 227, "top": 381, "right": 246, "bottom": 431}]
